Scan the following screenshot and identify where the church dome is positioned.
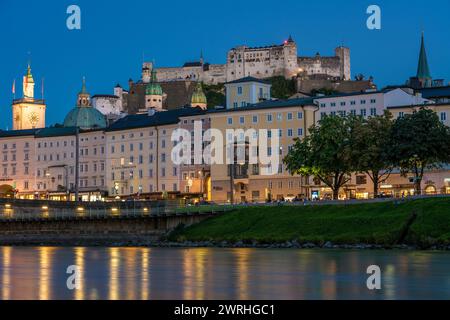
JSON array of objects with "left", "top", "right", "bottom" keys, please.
[
  {"left": 146, "top": 69, "right": 163, "bottom": 96},
  {"left": 63, "top": 78, "right": 107, "bottom": 129},
  {"left": 63, "top": 107, "right": 107, "bottom": 129},
  {"left": 191, "top": 82, "right": 207, "bottom": 106}
]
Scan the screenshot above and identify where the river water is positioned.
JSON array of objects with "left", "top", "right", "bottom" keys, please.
[{"left": 0, "top": 247, "right": 449, "bottom": 300}]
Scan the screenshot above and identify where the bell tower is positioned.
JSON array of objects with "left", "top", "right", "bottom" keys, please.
[{"left": 12, "top": 63, "right": 46, "bottom": 130}]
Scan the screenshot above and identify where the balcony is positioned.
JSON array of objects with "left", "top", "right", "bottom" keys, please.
[{"left": 12, "top": 98, "right": 46, "bottom": 105}]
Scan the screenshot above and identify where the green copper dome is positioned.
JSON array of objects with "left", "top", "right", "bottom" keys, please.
[
  {"left": 63, "top": 78, "right": 107, "bottom": 129},
  {"left": 146, "top": 69, "right": 163, "bottom": 96},
  {"left": 191, "top": 82, "right": 207, "bottom": 105},
  {"left": 63, "top": 107, "right": 107, "bottom": 129}
]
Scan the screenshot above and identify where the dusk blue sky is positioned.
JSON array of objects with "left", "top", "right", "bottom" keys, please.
[{"left": 1, "top": 0, "right": 449, "bottom": 129}]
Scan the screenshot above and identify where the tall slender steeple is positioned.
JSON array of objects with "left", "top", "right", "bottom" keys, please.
[
  {"left": 23, "top": 63, "right": 35, "bottom": 99},
  {"left": 77, "top": 77, "right": 91, "bottom": 107},
  {"left": 416, "top": 32, "right": 432, "bottom": 87}
]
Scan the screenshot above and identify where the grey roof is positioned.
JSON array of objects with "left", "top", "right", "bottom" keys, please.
[
  {"left": 312, "top": 88, "right": 396, "bottom": 100},
  {"left": 208, "top": 97, "right": 316, "bottom": 114},
  {"left": 92, "top": 94, "right": 119, "bottom": 99},
  {"left": 225, "top": 76, "right": 270, "bottom": 85},
  {"left": 35, "top": 127, "right": 79, "bottom": 138},
  {"left": 106, "top": 107, "right": 206, "bottom": 132},
  {"left": 183, "top": 62, "right": 202, "bottom": 67},
  {"left": 0, "top": 127, "right": 79, "bottom": 138},
  {"left": 418, "top": 86, "right": 450, "bottom": 99},
  {"left": 0, "top": 129, "right": 38, "bottom": 138}
]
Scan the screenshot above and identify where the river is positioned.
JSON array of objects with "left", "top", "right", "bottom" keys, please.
[{"left": 0, "top": 247, "right": 449, "bottom": 300}]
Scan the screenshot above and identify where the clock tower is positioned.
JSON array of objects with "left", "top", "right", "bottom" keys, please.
[{"left": 12, "top": 64, "right": 46, "bottom": 130}]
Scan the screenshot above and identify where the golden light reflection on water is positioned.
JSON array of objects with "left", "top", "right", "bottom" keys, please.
[
  {"left": 74, "top": 247, "right": 85, "bottom": 300},
  {"left": 39, "top": 247, "right": 55, "bottom": 300},
  {"left": 109, "top": 247, "right": 120, "bottom": 300},
  {"left": 124, "top": 248, "right": 137, "bottom": 300},
  {"left": 141, "top": 248, "right": 150, "bottom": 300},
  {"left": 234, "top": 249, "right": 252, "bottom": 300},
  {"left": 182, "top": 248, "right": 209, "bottom": 300},
  {"left": 2, "top": 247, "right": 11, "bottom": 300},
  {"left": 321, "top": 259, "right": 337, "bottom": 300},
  {"left": 384, "top": 264, "right": 396, "bottom": 300},
  {"left": 0, "top": 247, "right": 447, "bottom": 300}
]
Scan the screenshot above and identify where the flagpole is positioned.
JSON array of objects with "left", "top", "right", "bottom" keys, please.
[{"left": 12, "top": 79, "right": 16, "bottom": 100}]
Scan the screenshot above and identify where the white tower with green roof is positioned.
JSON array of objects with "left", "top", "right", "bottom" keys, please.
[{"left": 145, "top": 68, "right": 164, "bottom": 111}]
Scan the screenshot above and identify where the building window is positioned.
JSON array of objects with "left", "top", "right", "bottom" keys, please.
[
  {"left": 370, "top": 108, "right": 377, "bottom": 116},
  {"left": 239, "top": 116, "right": 245, "bottom": 124},
  {"left": 356, "top": 175, "right": 367, "bottom": 185},
  {"left": 297, "top": 128, "right": 303, "bottom": 136},
  {"left": 360, "top": 109, "right": 367, "bottom": 117},
  {"left": 440, "top": 112, "right": 447, "bottom": 122},
  {"left": 252, "top": 115, "right": 258, "bottom": 123},
  {"left": 297, "top": 112, "right": 303, "bottom": 119},
  {"left": 227, "top": 117, "right": 233, "bottom": 125},
  {"left": 267, "top": 114, "right": 272, "bottom": 122},
  {"left": 237, "top": 86, "right": 243, "bottom": 95},
  {"left": 277, "top": 113, "right": 282, "bottom": 121},
  {"left": 287, "top": 129, "right": 293, "bottom": 137},
  {"left": 287, "top": 113, "right": 293, "bottom": 120}
]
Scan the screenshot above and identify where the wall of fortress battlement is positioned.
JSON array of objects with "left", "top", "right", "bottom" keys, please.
[{"left": 152, "top": 43, "right": 350, "bottom": 84}]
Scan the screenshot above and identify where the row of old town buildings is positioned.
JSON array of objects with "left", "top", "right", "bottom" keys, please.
[{"left": 2, "top": 35, "right": 450, "bottom": 202}]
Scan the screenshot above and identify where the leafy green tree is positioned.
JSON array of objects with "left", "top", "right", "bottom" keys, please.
[
  {"left": 203, "top": 83, "right": 226, "bottom": 108},
  {"left": 267, "top": 76, "right": 296, "bottom": 99},
  {"left": 284, "top": 115, "right": 358, "bottom": 200},
  {"left": 390, "top": 108, "right": 450, "bottom": 195},
  {"left": 352, "top": 111, "right": 395, "bottom": 197}
]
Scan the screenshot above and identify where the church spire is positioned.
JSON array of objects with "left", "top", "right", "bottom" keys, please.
[
  {"left": 417, "top": 32, "right": 431, "bottom": 83},
  {"left": 77, "top": 77, "right": 91, "bottom": 107},
  {"left": 23, "top": 62, "right": 35, "bottom": 98},
  {"left": 80, "top": 76, "right": 87, "bottom": 94}
]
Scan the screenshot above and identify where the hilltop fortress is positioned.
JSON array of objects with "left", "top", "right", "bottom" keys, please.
[{"left": 150, "top": 36, "right": 351, "bottom": 84}]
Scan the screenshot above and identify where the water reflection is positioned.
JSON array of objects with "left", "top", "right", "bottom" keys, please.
[
  {"left": 1, "top": 247, "right": 11, "bottom": 300},
  {"left": 39, "top": 247, "right": 55, "bottom": 300},
  {"left": 109, "top": 247, "right": 120, "bottom": 300},
  {"left": 0, "top": 247, "right": 449, "bottom": 300},
  {"left": 74, "top": 247, "right": 85, "bottom": 300}
]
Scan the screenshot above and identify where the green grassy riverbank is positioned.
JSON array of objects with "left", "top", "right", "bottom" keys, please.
[{"left": 169, "top": 198, "right": 450, "bottom": 247}]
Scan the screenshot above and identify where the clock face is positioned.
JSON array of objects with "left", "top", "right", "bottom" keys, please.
[{"left": 28, "top": 112, "right": 39, "bottom": 126}]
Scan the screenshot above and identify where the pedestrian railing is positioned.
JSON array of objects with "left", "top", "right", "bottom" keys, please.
[{"left": 0, "top": 194, "right": 448, "bottom": 221}]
